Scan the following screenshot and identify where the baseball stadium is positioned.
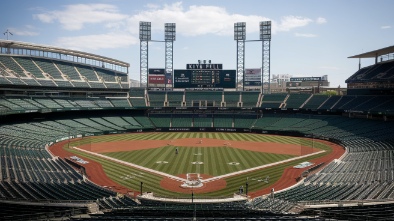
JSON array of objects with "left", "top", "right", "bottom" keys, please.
[{"left": 1, "top": 22, "right": 394, "bottom": 220}]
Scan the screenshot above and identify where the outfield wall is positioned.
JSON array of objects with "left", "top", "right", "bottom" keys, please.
[{"left": 155, "top": 127, "right": 250, "bottom": 132}]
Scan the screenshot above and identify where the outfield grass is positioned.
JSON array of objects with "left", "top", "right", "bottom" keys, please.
[
  {"left": 69, "top": 132, "right": 324, "bottom": 148},
  {"left": 65, "top": 132, "right": 332, "bottom": 198}
]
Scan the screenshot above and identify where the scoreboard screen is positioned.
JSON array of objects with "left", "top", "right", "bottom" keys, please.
[{"left": 174, "top": 70, "right": 236, "bottom": 88}]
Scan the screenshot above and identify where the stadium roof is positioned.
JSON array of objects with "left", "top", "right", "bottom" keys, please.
[
  {"left": 348, "top": 45, "right": 394, "bottom": 59},
  {"left": 0, "top": 40, "right": 129, "bottom": 67}
]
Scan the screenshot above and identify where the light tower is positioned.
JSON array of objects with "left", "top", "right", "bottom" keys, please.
[
  {"left": 165, "top": 23, "right": 176, "bottom": 88},
  {"left": 139, "top": 22, "right": 151, "bottom": 87},
  {"left": 139, "top": 22, "right": 176, "bottom": 89},
  {"left": 234, "top": 22, "right": 246, "bottom": 91},
  {"left": 3, "top": 29, "right": 13, "bottom": 40},
  {"left": 260, "top": 21, "right": 272, "bottom": 94},
  {"left": 234, "top": 21, "right": 272, "bottom": 92}
]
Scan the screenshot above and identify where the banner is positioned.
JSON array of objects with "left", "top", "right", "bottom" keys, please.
[
  {"left": 148, "top": 75, "right": 165, "bottom": 84},
  {"left": 290, "top": 77, "right": 321, "bottom": 82},
  {"left": 165, "top": 72, "right": 172, "bottom": 84}
]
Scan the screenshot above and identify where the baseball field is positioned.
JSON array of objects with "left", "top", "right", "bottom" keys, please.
[{"left": 51, "top": 132, "right": 344, "bottom": 198}]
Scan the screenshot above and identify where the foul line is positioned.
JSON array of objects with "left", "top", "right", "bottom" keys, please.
[
  {"left": 202, "top": 150, "right": 325, "bottom": 183},
  {"left": 73, "top": 146, "right": 187, "bottom": 182},
  {"left": 73, "top": 146, "right": 324, "bottom": 184}
]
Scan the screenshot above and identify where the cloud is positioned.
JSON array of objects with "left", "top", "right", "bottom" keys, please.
[
  {"left": 145, "top": 3, "right": 160, "bottom": 9},
  {"left": 35, "top": 2, "right": 319, "bottom": 50},
  {"left": 381, "top": 25, "right": 391, "bottom": 29},
  {"left": 128, "top": 3, "right": 313, "bottom": 36},
  {"left": 127, "top": 2, "right": 268, "bottom": 36},
  {"left": 56, "top": 33, "right": 138, "bottom": 50},
  {"left": 34, "top": 4, "right": 128, "bottom": 31},
  {"left": 8, "top": 26, "right": 39, "bottom": 36},
  {"left": 316, "top": 17, "right": 327, "bottom": 24},
  {"left": 295, "top": 33, "right": 317, "bottom": 38},
  {"left": 34, "top": 2, "right": 319, "bottom": 37},
  {"left": 275, "top": 16, "right": 313, "bottom": 32}
]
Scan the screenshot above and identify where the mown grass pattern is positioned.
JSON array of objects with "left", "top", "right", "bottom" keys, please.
[
  {"left": 65, "top": 132, "right": 332, "bottom": 198},
  {"left": 103, "top": 146, "right": 295, "bottom": 176}
]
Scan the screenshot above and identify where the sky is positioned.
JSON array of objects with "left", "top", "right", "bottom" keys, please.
[{"left": 1, "top": 0, "right": 394, "bottom": 88}]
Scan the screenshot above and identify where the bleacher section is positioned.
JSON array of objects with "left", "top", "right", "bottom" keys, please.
[
  {"left": 0, "top": 56, "right": 25, "bottom": 76},
  {"left": 167, "top": 91, "right": 184, "bottom": 107},
  {"left": 224, "top": 91, "right": 240, "bottom": 107},
  {"left": 148, "top": 91, "right": 165, "bottom": 107},
  {"left": 129, "top": 88, "right": 146, "bottom": 107},
  {"left": 185, "top": 91, "right": 222, "bottom": 107},
  {"left": 318, "top": 95, "right": 341, "bottom": 110},
  {"left": 133, "top": 116, "right": 154, "bottom": 129},
  {"left": 149, "top": 115, "right": 171, "bottom": 127},
  {"left": 0, "top": 117, "right": 141, "bottom": 213},
  {"left": 171, "top": 115, "right": 193, "bottom": 127},
  {"left": 241, "top": 91, "right": 260, "bottom": 107},
  {"left": 108, "top": 98, "right": 131, "bottom": 107},
  {"left": 346, "top": 60, "right": 394, "bottom": 83},
  {"left": 33, "top": 58, "right": 64, "bottom": 79},
  {"left": 261, "top": 94, "right": 287, "bottom": 108},
  {"left": 0, "top": 97, "right": 135, "bottom": 113},
  {"left": 213, "top": 115, "right": 233, "bottom": 128},
  {"left": 302, "top": 95, "right": 329, "bottom": 109},
  {"left": 1, "top": 94, "right": 394, "bottom": 116},
  {"left": 194, "top": 116, "right": 213, "bottom": 127},
  {"left": 234, "top": 115, "right": 256, "bottom": 128},
  {"left": 75, "top": 64, "right": 98, "bottom": 82},
  {"left": 285, "top": 94, "right": 311, "bottom": 109},
  {"left": 13, "top": 57, "right": 44, "bottom": 78},
  {"left": 0, "top": 55, "right": 128, "bottom": 89}
]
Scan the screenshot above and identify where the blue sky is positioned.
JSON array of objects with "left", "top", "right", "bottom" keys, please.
[{"left": 1, "top": 0, "right": 393, "bottom": 87}]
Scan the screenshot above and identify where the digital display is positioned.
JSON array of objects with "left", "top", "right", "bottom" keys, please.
[{"left": 174, "top": 70, "right": 236, "bottom": 88}]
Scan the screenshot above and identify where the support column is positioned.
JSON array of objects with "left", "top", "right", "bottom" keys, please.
[
  {"left": 140, "top": 40, "right": 148, "bottom": 87},
  {"left": 237, "top": 40, "right": 245, "bottom": 91}
]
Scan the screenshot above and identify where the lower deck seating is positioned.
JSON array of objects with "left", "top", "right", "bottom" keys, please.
[{"left": 1, "top": 110, "right": 394, "bottom": 214}]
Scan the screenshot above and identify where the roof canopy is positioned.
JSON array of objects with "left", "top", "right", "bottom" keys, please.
[
  {"left": 0, "top": 40, "right": 129, "bottom": 67},
  {"left": 348, "top": 45, "right": 394, "bottom": 59}
]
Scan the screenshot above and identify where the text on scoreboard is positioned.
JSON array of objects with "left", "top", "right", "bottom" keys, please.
[{"left": 174, "top": 70, "right": 236, "bottom": 88}]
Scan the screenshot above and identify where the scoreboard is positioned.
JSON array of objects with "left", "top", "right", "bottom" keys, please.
[{"left": 174, "top": 70, "right": 236, "bottom": 88}]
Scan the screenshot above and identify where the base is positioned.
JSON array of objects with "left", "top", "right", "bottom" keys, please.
[{"left": 181, "top": 173, "right": 203, "bottom": 188}]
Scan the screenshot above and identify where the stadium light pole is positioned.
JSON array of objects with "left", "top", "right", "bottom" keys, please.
[
  {"left": 3, "top": 29, "right": 13, "bottom": 40},
  {"left": 260, "top": 21, "right": 271, "bottom": 94},
  {"left": 139, "top": 22, "right": 151, "bottom": 88},
  {"left": 245, "top": 177, "right": 249, "bottom": 196},
  {"left": 234, "top": 22, "right": 246, "bottom": 91},
  {"left": 165, "top": 23, "right": 176, "bottom": 89},
  {"left": 235, "top": 21, "right": 271, "bottom": 92}
]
